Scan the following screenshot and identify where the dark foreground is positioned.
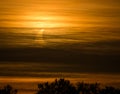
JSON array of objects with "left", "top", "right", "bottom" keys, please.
[{"left": 0, "top": 79, "right": 120, "bottom": 94}]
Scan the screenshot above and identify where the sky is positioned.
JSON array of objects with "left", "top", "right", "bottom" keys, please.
[{"left": 0, "top": 0, "right": 120, "bottom": 75}]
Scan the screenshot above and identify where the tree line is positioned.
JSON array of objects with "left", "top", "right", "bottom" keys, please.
[{"left": 0, "top": 79, "right": 120, "bottom": 94}]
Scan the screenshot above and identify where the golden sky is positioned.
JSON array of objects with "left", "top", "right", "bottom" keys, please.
[
  {"left": 0, "top": 0, "right": 120, "bottom": 28},
  {"left": 0, "top": 0, "right": 120, "bottom": 75},
  {"left": 0, "top": 0, "right": 120, "bottom": 49}
]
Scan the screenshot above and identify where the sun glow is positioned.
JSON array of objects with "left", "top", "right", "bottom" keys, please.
[
  {"left": 38, "top": 28, "right": 45, "bottom": 37},
  {"left": 40, "top": 29, "right": 45, "bottom": 32},
  {"left": 22, "top": 15, "right": 67, "bottom": 28}
]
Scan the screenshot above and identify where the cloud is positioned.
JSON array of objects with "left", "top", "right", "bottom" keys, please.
[{"left": 0, "top": 45, "right": 120, "bottom": 74}]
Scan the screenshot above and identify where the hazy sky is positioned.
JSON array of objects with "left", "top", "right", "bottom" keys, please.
[
  {"left": 0, "top": 0, "right": 120, "bottom": 28},
  {"left": 0, "top": 0, "right": 120, "bottom": 74}
]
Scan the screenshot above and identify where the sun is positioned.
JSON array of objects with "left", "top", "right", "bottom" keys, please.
[
  {"left": 33, "top": 28, "right": 46, "bottom": 46},
  {"left": 37, "top": 29, "right": 45, "bottom": 36},
  {"left": 40, "top": 29, "right": 45, "bottom": 32}
]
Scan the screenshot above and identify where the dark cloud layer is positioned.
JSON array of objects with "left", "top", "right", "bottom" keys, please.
[{"left": 0, "top": 46, "right": 120, "bottom": 74}]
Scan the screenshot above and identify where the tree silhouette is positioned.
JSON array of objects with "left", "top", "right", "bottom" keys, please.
[
  {"left": 0, "top": 85, "right": 17, "bottom": 94},
  {"left": 37, "top": 78, "right": 120, "bottom": 94},
  {"left": 37, "top": 79, "right": 77, "bottom": 94},
  {"left": 0, "top": 79, "right": 120, "bottom": 94}
]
